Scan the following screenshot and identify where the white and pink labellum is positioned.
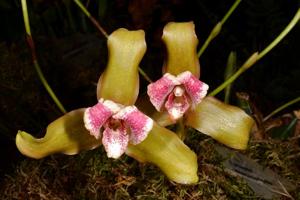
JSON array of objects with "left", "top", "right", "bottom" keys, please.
[
  {"left": 84, "top": 99, "right": 153, "bottom": 159},
  {"left": 147, "top": 71, "right": 209, "bottom": 120}
]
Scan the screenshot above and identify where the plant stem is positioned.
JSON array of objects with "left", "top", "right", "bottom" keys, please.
[
  {"left": 21, "top": 0, "right": 31, "bottom": 35},
  {"left": 257, "top": 8, "right": 300, "bottom": 61},
  {"left": 197, "top": 22, "right": 221, "bottom": 58},
  {"left": 197, "top": 0, "right": 241, "bottom": 57},
  {"left": 73, "top": 0, "right": 108, "bottom": 38},
  {"left": 177, "top": 118, "right": 186, "bottom": 140},
  {"left": 209, "top": 52, "right": 258, "bottom": 97},
  {"left": 21, "top": 0, "right": 67, "bottom": 114},
  {"left": 73, "top": 0, "right": 153, "bottom": 83},
  {"left": 209, "top": 8, "right": 300, "bottom": 97},
  {"left": 263, "top": 96, "right": 300, "bottom": 121},
  {"left": 33, "top": 60, "right": 67, "bottom": 113},
  {"left": 138, "top": 68, "right": 153, "bottom": 83},
  {"left": 220, "top": 0, "right": 241, "bottom": 25}
]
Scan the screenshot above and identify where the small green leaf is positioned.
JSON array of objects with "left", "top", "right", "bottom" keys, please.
[
  {"left": 16, "top": 109, "right": 101, "bottom": 159},
  {"left": 224, "top": 51, "right": 237, "bottom": 103}
]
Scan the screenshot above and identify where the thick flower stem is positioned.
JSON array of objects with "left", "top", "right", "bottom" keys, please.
[
  {"left": 21, "top": 0, "right": 66, "bottom": 114},
  {"left": 197, "top": 0, "right": 241, "bottom": 57},
  {"left": 177, "top": 118, "right": 186, "bottom": 140},
  {"left": 209, "top": 8, "right": 300, "bottom": 97}
]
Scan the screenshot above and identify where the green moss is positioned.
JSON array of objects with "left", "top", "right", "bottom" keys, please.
[{"left": 1, "top": 133, "right": 299, "bottom": 199}]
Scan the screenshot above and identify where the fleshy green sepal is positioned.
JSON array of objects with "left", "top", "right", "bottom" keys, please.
[
  {"left": 126, "top": 123, "right": 198, "bottom": 184},
  {"left": 162, "top": 22, "right": 200, "bottom": 77},
  {"left": 16, "top": 109, "right": 101, "bottom": 159},
  {"left": 97, "top": 28, "right": 146, "bottom": 105},
  {"left": 185, "top": 97, "right": 254, "bottom": 150}
]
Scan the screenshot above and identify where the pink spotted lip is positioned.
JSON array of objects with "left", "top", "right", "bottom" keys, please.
[
  {"left": 84, "top": 98, "right": 153, "bottom": 159},
  {"left": 147, "top": 73, "right": 180, "bottom": 111},
  {"left": 147, "top": 71, "right": 209, "bottom": 120}
]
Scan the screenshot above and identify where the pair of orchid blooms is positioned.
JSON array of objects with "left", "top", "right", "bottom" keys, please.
[{"left": 16, "top": 22, "right": 254, "bottom": 184}]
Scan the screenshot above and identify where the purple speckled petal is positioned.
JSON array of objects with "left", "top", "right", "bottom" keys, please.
[
  {"left": 102, "top": 122, "right": 129, "bottom": 159},
  {"left": 84, "top": 100, "right": 114, "bottom": 139},
  {"left": 147, "top": 73, "right": 179, "bottom": 111},
  {"left": 177, "top": 71, "right": 208, "bottom": 107},
  {"left": 114, "top": 106, "right": 153, "bottom": 145},
  {"left": 165, "top": 92, "right": 190, "bottom": 120}
]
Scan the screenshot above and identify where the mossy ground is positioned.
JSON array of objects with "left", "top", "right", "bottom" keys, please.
[{"left": 1, "top": 132, "right": 299, "bottom": 200}]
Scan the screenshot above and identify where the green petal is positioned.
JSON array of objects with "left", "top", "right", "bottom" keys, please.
[
  {"left": 126, "top": 123, "right": 198, "bottom": 184},
  {"left": 162, "top": 22, "right": 200, "bottom": 77},
  {"left": 185, "top": 97, "right": 254, "bottom": 150},
  {"left": 97, "top": 28, "right": 146, "bottom": 105},
  {"left": 16, "top": 109, "right": 101, "bottom": 159}
]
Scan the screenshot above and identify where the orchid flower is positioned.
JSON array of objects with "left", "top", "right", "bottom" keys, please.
[
  {"left": 16, "top": 28, "right": 198, "bottom": 184},
  {"left": 148, "top": 71, "right": 208, "bottom": 120},
  {"left": 148, "top": 22, "right": 209, "bottom": 120},
  {"left": 146, "top": 22, "right": 254, "bottom": 150},
  {"left": 84, "top": 98, "right": 153, "bottom": 159}
]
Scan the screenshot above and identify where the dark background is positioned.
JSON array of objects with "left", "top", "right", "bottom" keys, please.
[{"left": 0, "top": 0, "right": 299, "bottom": 178}]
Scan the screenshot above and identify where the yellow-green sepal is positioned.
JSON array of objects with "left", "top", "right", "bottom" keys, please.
[
  {"left": 97, "top": 28, "right": 146, "bottom": 105},
  {"left": 126, "top": 123, "right": 198, "bottom": 184},
  {"left": 185, "top": 97, "right": 254, "bottom": 150},
  {"left": 16, "top": 109, "right": 101, "bottom": 159},
  {"left": 162, "top": 22, "right": 200, "bottom": 77}
]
